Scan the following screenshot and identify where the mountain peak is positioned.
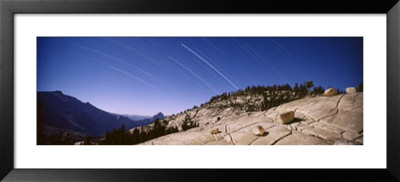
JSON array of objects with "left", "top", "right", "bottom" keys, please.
[
  {"left": 53, "top": 90, "right": 64, "bottom": 95},
  {"left": 153, "top": 112, "right": 164, "bottom": 118},
  {"left": 37, "top": 91, "right": 137, "bottom": 137}
]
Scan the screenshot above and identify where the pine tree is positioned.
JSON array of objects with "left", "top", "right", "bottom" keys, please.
[
  {"left": 357, "top": 83, "right": 363, "bottom": 92},
  {"left": 306, "top": 81, "right": 313, "bottom": 96},
  {"left": 83, "top": 135, "right": 92, "bottom": 145}
]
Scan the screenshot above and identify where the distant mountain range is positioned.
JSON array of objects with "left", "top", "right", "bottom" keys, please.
[
  {"left": 122, "top": 114, "right": 151, "bottom": 121},
  {"left": 37, "top": 91, "right": 164, "bottom": 137},
  {"left": 110, "top": 112, "right": 165, "bottom": 129}
]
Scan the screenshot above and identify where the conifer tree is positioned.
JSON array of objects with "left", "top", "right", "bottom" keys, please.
[{"left": 306, "top": 81, "right": 313, "bottom": 96}]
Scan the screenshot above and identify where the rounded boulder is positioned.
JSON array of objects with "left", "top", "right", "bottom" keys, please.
[
  {"left": 346, "top": 87, "right": 357, "bottom": 94},
  {"left": 252, "top": 125, "right": 265, "bottom": 136},
  {"left": 324, "top": 88, "right": 338, "bottom": 97}
]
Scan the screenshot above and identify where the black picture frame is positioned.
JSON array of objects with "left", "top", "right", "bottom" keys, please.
[{"left": 1, "top": 0, "right": 399, "bottom": 181}]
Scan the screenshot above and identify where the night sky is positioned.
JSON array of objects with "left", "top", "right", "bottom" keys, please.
[{"left": 37, "top": 37, "right": 363, "bottom": 116}]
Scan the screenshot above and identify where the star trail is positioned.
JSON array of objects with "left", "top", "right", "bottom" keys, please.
[{"left": 37, "top": 37, "right": 363, "bottom": 115}]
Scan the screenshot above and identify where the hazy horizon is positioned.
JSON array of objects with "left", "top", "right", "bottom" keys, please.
[{"left": 37, "top": 37, "right": 363, "bottom": 115}]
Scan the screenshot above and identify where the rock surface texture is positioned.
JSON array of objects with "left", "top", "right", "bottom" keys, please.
[{"left": 141, "top": 93, "right": 363, "bottom": 145}]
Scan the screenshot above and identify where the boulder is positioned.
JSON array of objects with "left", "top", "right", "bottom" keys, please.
[
  {"left": 210, "top": 128, "right": 220, "bottom": 134},
  {"left": 324, "top": 88, "right": 338, "bottom": 97},
  {"left": 346, "top": 87, "right": 357, "bottom": 94},
  {"left": 252, "top": 125, "right": 266, "bottom": 136},
  {"left": 276, "top": 111, "right": 295, "bottom": 124},
  {"left": 251, "top": 126, "right": 291, "bottom": 145}
]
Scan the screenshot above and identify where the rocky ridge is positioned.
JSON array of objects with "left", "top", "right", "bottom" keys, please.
[{"left": 139, "top": 92, "right": 363, "bottom": 145}]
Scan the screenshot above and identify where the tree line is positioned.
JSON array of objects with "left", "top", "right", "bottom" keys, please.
[{"left": 83, "top": 114, "right": 198, "bottom": 145}]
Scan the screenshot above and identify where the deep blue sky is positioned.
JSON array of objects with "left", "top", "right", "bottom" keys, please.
[{"left": 37, "top": 37, "right": 363, "bottom": 116}]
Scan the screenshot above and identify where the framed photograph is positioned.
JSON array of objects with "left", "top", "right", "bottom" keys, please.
[{"left": 1, "top": 0, "right": 399, "bottom": 181}]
